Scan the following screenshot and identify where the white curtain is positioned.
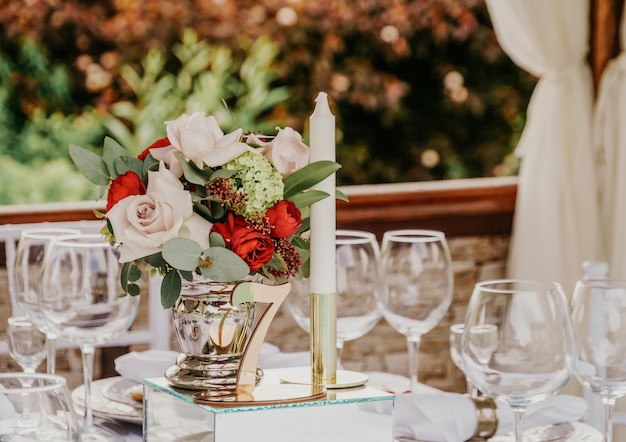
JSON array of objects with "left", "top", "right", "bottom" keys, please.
[
  {"left": 485, "top": 0, "right": 603, "bottom": 295},
  {"left": 593, "top": 5, "right": 626, "bottom": 279}
]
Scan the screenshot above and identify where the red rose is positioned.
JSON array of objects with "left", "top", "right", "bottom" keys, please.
[
  {"left": 212, "top": 213, "right": 274, "bottom": 271},
  {"left": 138, "top": 136, "right": 171, "bottom": 160},
  {"left": 266, "top": 200, "right": 302, "bottom": 239},
  {"left": 230, "top": 228, "right": 275, "bottom": 271},
  {"left": 211, "top": 213, "right": 249, "bottom": 244},
  {"left": 106, "top": 171, "right": 146, "bottom": 211}
]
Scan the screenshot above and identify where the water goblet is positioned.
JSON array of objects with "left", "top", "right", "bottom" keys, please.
[
  {"left": 39, "top": 233, "right": 140, "bottom": 441},
  {"left": 381, "top": 229, "right": 453, "bottom": 393},
  {"left": 462, "top": 279, "right": 577, "bottom": 442},
  {"left": 286, "top": 229, "right": 386, "bottom": 367},
  {"left": 12, "top": 227, "right": 80, "bottom": 374},
  {"left": 449, "top": 323, "right": 478, "bottom": 397},
  {"left": 7, "top": 317, "right": 46, "bottom": 374},
  {"left": 0, "top": 373, "right": 80, "bottom": 441},
  {"left": 570, "top": 279, "right": 626, "bottom": 442}
]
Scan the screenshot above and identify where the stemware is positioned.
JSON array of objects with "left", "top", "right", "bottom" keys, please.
[
  {"left": 449, "top": 323, "right": 478, "bottom": 397},
  {"left": 381, "top": 229, "right": 453, "bottom": 393},
  {"left": 7, "top": 316, "right": 47, "bottom": 374},
  {"left": 462, "top": 279, "right": 577, "bottom": 442},
  {"left": 286, "top": 229, "right": 386, "bottom": 367},
  {"left": 0, "top": 373, "right": 80, "bottom": 441},
  {"left": 570, "top": 279, "right": 626, "bottom": 442},
  {"left": 12, "top": 227, "right": 81, "bottom": 374},
  {"left": 38, "top": 233, "right": 140, "bottom": 441}
]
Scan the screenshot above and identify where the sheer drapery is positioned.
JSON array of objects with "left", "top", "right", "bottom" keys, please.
[
  {"left": 593, "top": 5, "right": 626, "bottom": 279},
  {"left": 486, "top": 0, "right": 603, "bottom": 294}
]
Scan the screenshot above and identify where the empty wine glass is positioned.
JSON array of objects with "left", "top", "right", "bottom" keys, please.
[
  {"left": 286, "top": 229, "right": 386, "bottom": 367},
  {"left": 7, "top": 316, "right": 47, "bottom": 374},
  {"left": 570, "top": 279, "right": 626, "bottom": 442},
  {"left": 39, "top": 233, "right": 140, "bottom": 441},
  {"left": 381, "top": 229, "right": 453, "bottom": 393},
  {"left": 0, "top": 373, "right": 80, "bottom": 441},
  {"left": 449, "top": 323, "right": 478, "bottom": 397},
  {"left": 12, "top": 228, "right": 80, "bottom": 374},
  {"left": 462, "top": 279, "right": 577, "bottom": 442}
]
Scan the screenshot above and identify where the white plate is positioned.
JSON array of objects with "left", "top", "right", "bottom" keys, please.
[
  {"left": 488, "top": 422, "right": 602, "bottom": 442},
  {"left": 396, "top": 422, "right": 602, "bottom": 442},
  {"left": 72, "top": 377, "right": 143, "bottom": 425},
  {"left": 101, "top": 377, "right": 143, "bottom": 409}
]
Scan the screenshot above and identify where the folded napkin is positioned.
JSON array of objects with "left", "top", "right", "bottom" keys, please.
[
  {"left": 115, "top": 344, "right": 305, "bottom": 383},
  {"left": 115, "top": 349, "right": 179, "bottom": 384},
  {"left": 365, "top": 372, "right": 588, "bottom": 442}
]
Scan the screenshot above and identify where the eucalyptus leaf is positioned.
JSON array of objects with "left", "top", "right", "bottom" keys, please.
[
  {"left": 209, "top": 232, "right": 226, "bottom": 248},
  {"left": 283, "top": 161, "right": 341, "bottom": 200},
  {"left": 68, "top": 144, "right": 110, "bottom": 186},
  {"left": 198, "top": 247, "right": 249, "bottom": 282},
  {"left": 161, "top": 270, "right": 182, "bottom": 309},
  {"left": 142, "top": 153, "right": 159, "bottom": 176},
  {"left": 127, "top": 283, "right": 141, "bottom": 297},
  {"left": 145, "top": 253, "right": 167, "bottom": 268},
  {"left": 175, "top": 152, "right": 209, "bottom": 185},
  {"left": 210, "top": 168, "right": 239, "bottom": 180},
  {"left": 180, "top": 270, "right": 194, "bottom": 282},
  {"left": 113, "top": 156, "right": 144, "bottom": 178},
  {"left": 120, "top": 262, "right": 132, "bottom": 294},
  {"left": 162, "top": 238, "right": 202, "bottom": 271},
  {"left": 103, "top": 137, "right": 134, "bottom": 177}
]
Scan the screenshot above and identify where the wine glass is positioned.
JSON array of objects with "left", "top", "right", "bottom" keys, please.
[
  {"left": 462, "top": 279, "right": 577, "bottom": 442},
  {"left": 7, "top": 316, "right": 47, "bottom": 374},
  {"left": 381, "top": 229, "right": 453, "bottom": 393},
  {"left": 285, "top": 229, "right": 386, "bottom": 367},
  {"left": 12, "top": 227, "right": 81, "bottom": 374},
  {"left": 570, "top": 279, "right": 626, "bottom": 442},
  {"left": 449, "top": 323, "right": 478, "bottom": 397},
  {"left": 0, "top": 373, "right": 80, "bottom": 441},
  {"left": 38, "top": 233, "right": 140, "bottom": 441}
]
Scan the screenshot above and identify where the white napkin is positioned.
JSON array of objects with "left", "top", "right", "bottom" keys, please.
[
  {"left": 114, "top": 349, "right": 179, "bottom": 384},
  {"left": 366, "top": 372, "right": 588, "bottom": 442},
  {"left": 114, "top": 344, "right": 306, "bottom": 384}
]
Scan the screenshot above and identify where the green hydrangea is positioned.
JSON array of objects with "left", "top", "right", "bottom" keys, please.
[{"left": 225, "top": 151, "right": 284, "bottom": 218}]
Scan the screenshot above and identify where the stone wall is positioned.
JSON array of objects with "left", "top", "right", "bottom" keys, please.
[{"left": 0, "top": 234, "right": 509, "bottom": 393}]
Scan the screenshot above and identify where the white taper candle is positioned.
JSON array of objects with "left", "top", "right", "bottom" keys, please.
[{"left": 309, "top": 92, "right": 336, "bottom": 295}]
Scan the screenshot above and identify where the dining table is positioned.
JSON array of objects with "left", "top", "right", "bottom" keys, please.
[{"left": 68, "top": 346, "right": 600, "bottom": 442}]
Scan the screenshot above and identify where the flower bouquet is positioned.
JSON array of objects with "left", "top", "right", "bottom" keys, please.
[{"left": 69, "top": 112, "right": 343, "bottom": 309}]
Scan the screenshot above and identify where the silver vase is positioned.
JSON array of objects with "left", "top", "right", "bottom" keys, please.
[{"left": 165, "top": 278, "right": 263, "bottom": 391}]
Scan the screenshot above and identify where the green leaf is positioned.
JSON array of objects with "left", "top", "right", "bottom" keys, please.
[
  {"left": 103, "top": 137, "right": 134, "bottom": 177},
  {"left": 175, "top": 152, "right": 209, "bottom": 185},
  {"left": 120, "top": 262, "right": 132, "bottom": 294},
  {"left": 127, "top": 283, "right": 141, "bottom": 296},
  {"left": 198, "top": 247, "right": 249, "bottom": 281},
  {"left": 68, "top": 144, "right": 110, "bottom": 186},
  {"left": 336, "top": 189, "right": 349, "bottom": 202},
  {"left": 209, "top": 232, "right": 226, "bottom": 247},
  {"left": 180, "top": 270, "right": 194, "bottom": 282},
  {"left": 288, "top": 189, "right": 330, "bottom": 209},
  {"left": 161, "top": 270, "right": 182, "bottom": 309},
  {"left": 162, "top": 238, "right": 202, "bottom": 271},
  {"left": 113, "top": 156, "right": 143, "bottom": 179},
  {"left": 283, "top": 161, "right": 341, "bottom": 199},
  {"left": 145, "top": 253, "right": 167, "bottom": 268},
  {"left": 210, "top": 168, "right": 238, "bottom": 180}
]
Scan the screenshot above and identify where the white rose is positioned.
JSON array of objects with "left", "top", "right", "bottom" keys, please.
[
  {"left": 261, "top": 127, "right": 310, "bottom": 177},
  {"left": 165, "top": 112, "right": 252, "bottom": 168},
  {"left": 107, "top": 162, "right": 213, "bottom": 262},
  {"left": 149, "top": 145, "right": 183, "bottom": 178}
]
